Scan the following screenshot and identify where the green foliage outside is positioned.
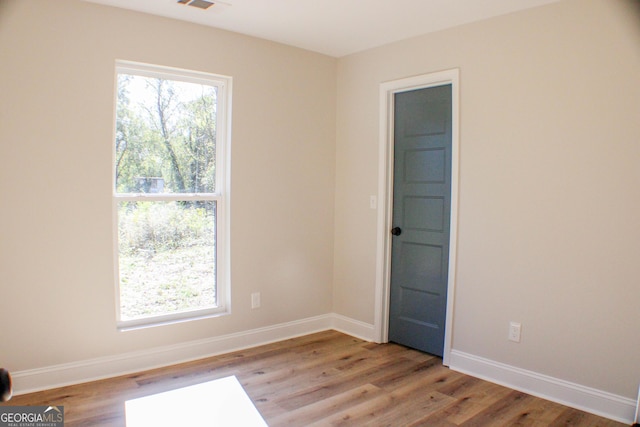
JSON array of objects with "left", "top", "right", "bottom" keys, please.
[
  {"left": 118, "top": 201, "right": 214, "bottom": 254},
  {"left": 115, "top": 74, "right": 218, "bottom": 194},
  {"left": 115, "top": 73, "right": 219, "bottom": 320}
]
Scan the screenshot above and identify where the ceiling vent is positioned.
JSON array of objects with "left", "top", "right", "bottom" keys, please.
[{"left": 177, "top": 0, "right": 215, "bottom": 10}]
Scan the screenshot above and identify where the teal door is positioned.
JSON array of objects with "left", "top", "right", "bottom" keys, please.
[{"left": 388, "top": 84, "right": 452, "bottom": 356}]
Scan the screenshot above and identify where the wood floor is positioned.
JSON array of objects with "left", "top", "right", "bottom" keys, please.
[{"left": 4, "top": 331, "right": 626, "bottom": 426}]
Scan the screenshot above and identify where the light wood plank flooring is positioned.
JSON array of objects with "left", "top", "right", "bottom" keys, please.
[{"left": 3, "top": 331, "right": 626, "bottom": 426}]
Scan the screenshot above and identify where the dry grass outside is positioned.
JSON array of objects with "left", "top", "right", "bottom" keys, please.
[
  {"left": 119, "top": 244, "right": 216, "bottom": 319},
  {"left": 116, "top": 201, "right": 216, "bottom": 320}
]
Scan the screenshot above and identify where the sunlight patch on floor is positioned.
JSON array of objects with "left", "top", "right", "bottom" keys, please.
[{"left": 125, "top": 375, "right": 267, "bottom": 426}]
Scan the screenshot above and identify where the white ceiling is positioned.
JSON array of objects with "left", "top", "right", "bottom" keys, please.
[{"left": 83, "top": 0, "right": 562, "bottom": 57}]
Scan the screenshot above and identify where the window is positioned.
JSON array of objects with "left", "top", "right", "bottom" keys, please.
[{"left": 113, "top": 61, "right": 231, "bottom": 329}]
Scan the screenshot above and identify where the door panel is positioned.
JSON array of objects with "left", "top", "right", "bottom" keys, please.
[
  {"left": 388, "top": 85, "right": 452, "bottom": 356},
  {"left": 403, "top": 196, "right": 445, "bottom": 231},
  {"left": 404, "top": 148, "right": 446, "bottom": 183},
  {"left": 398, "top": 243, "right": 443, "bottom": 288}
]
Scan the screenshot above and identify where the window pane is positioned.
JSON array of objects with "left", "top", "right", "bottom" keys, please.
[
  {"left": 117, "top": 201, "right": 217, "bottom": 321},
  {"left": 115, "top": 74, "right": 218, "bottom": 194}
]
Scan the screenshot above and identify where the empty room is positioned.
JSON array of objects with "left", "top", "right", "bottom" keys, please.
[{"left": 0, "top": 0, "right": 638, "bottom": 425}]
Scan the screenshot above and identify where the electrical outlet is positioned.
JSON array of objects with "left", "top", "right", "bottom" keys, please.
[
  {"left": 508, "top": 321, "right": 522, "bottom": 343},
  {"left": 251, "top": 292, "right": 261, "bottom": 309}
]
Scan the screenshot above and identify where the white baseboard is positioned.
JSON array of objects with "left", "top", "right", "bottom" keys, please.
[
  {"left": 13, "top": 313, "right": 375, "bottom": 395},
  {"left": 449, "top": 349, "right": 637, "bottom": 424},
  {"left": 330, "top": 313, "right": 375, "bottom": 341}
]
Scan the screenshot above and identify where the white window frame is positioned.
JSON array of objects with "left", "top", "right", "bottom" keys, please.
[{"left": 112, "top": 60, "right": 232, "bottom": 330}]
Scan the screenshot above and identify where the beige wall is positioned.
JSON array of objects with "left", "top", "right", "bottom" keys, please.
[
  {"left": 0, "top": 0, "right": 336, "bottom": 371},
  {"left": 334, "top": 0, "right": 640, "bottom": 398}
]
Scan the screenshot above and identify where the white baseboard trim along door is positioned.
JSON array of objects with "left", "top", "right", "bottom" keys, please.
[{"left": 449, "top": 350, "right": 637, "bottom": 424}]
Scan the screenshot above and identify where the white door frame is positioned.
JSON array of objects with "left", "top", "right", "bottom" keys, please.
[{"left": 373, "top": 69, "right": 460, "bottom": 366}]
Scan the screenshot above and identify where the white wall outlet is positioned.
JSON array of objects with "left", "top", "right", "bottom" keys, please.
[
  {"left": 369, "top": 195, "right": 377, "bottom": 210},
  {"left": 508, "top": 321, "right": 522, "bottom": 343},
  {"left": 251, "top": 292, "right": 261, "bottom": 309}
]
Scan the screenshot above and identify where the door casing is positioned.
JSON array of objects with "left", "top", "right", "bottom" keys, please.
[{"left": 374, "top": 69, "right": 460, "bottom": 366}]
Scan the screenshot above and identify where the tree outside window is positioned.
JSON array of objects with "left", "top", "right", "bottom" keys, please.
[{"left": 114, "top": 62, "right": 230, "bottom": 328}]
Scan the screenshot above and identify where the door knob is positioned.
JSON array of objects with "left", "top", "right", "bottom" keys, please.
[{"left": 391, "top": 227, "right": 402, "bottom": 236}]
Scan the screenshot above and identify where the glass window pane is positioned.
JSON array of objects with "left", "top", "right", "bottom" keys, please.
[
  {"left": 115, "top": 74, "right": 218, "bottom": 194},
  {"left": 117, "top": 201, "right": 217, "bottom": 321}
]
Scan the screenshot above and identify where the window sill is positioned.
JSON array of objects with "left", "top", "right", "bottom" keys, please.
[{"left": 117, "top": 307, "right": 229, "bottom": 331}]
